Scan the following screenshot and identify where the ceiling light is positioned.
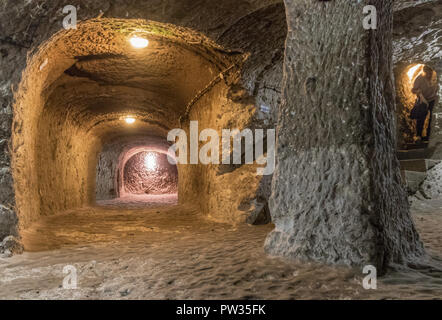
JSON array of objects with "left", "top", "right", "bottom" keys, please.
[
  {"left": 125, "top": 117, "right": 136, "bottom": 124},
  {"left": 129, "top": 36, "right": 149, "bottom": 49}
]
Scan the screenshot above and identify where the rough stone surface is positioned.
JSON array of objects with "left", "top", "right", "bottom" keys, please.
[
  {"left": 404, "top": 171, "right": 428, "bottom": 194},
  {"left": 217, "top": 2, "right": 286, "bottom": 128},
  {"left": 0, "top": 205, "right": 18, "bottom": 241},
  {"left": 0, "top": 0, "right": 438, "bottom": 266},
  {"left": 421, "top": 161, "right": 442, "bottom": 198},
  {"left": 0, "top": 235, "right": 24, "bottom": 257},
  {"left": 123, "top": 151, "right": 178, "bottom": 195},
  {"left": 243, "top": 198, "right": 271, "bottom": 225},
  {"left": 266, "top": 0, "right": 425, "bottom": 270},
  {"left": 180, "top": 77, "right": 266, "bottom": 224}
]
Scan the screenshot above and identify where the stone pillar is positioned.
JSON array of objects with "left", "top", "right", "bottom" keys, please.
[
  {"left": 0, "top": 50, "right": 19, "bottom": 242},
  {"left": 266, "top": 0, "right": 425, "bottom": 271}
]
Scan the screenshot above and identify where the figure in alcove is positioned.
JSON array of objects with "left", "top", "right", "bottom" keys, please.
[{"left": 411, "top": 65, "right": 439, "bottom": 143}]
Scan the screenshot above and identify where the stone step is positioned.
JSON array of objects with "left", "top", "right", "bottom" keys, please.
[
  {"left": 399, "top": 159, "right": 440, "bottom": 194},
  {"left": 397, "top": 148, "right": 430, "bottom": 160},
  {"left": 403, "top": 142, "right": 429, "bottom": 150},
  {"left": 399, "top": 159, "right": 441, "bottom": 172},
  {"left": 400, "top": 170, "right": 427, "bottom": 194}
]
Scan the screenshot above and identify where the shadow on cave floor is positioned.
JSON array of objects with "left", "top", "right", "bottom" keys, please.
[{"left": 0, "top": 200, "right": 441, "bottom": 299}]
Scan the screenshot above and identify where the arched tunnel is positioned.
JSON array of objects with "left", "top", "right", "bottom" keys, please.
[
  {"left": 12, "top": 19, "right": 260, "bottom": 228},
  {"left": 0, "top": 0, "right": 441, "bottom": 300}
]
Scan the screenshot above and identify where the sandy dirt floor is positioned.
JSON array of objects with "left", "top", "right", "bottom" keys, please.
[{"left": 0, "top": 194, "right": 441, "bottom": 300}]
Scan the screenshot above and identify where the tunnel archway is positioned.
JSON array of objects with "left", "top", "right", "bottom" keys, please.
[
  {"left": 11, "top": 18, "right": 247, "bottom": 231},
  {"left": 122, "top": 151, "right": 177, "bottom": 196},
  {"left": 95, "top": 136, "right": 175, "bottom": 201},
  {"left": 120, "top": 149, "right": 178, "bottom": 197}
]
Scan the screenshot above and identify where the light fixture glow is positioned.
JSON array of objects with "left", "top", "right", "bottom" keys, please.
[
  {"left": 130, "top": 36, "right": 149, "bottom": 49},
  {"left": 144, "top": 152, "right": 157, "bottom": 171},
  {"left": 125, "top": 117, "right": 136, "bottom": 124},
  {"left": 407, "top": 64, "right": 424, "bottom": 81}
]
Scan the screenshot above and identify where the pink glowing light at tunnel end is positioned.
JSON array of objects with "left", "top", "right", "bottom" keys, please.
[
  {"left": 117, "top": 146, "right": 177, "bottom": 198},
  {"left": 144, "top": 152, "right": 158, "bottom": 171}
]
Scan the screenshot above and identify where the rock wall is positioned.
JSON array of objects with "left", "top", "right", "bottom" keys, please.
[
  {"left": 218, "top": 3, "right": 287, "bottom": 128},
  {"left": 180, "top": 78, "right": 267, "bottom": 224},
  {"left": 123, "top": 151, "right": 178, "bottom": 195},
  {"left": 217, "top": 3, "right": 287, "bottom": 204},
  {"left": 96, "top": 145, "right": 121, "bottom": 201},
  {"left": 421, "top": 161, "right": 442, "bottom": 199}
]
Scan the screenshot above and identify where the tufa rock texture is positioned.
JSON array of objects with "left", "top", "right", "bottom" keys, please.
[
  {"left": 266, "top": 0, "right": 425, "bottom": 271},
  {"left": 0, "top": 205, "right": 18, "bottom": 241},
  {"left": 0, "top": 235, "right": 24, "bottom": 257},
  {"left": 0, "top": 0, "right": 439, "bottom": 267},
  {"left": 123, "top": 151, "right": 178, "bottom": 195}
]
